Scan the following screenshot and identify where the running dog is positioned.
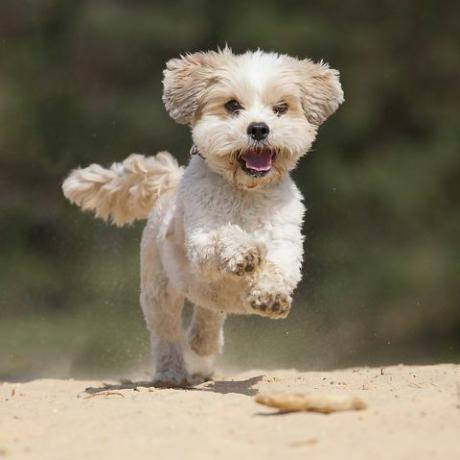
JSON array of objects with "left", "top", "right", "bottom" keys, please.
[{"left": 62, "top": 48, "right": 343, "bottom": 386}]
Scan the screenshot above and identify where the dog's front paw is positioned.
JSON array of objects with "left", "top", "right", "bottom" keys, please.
[
  {"left": 246, "top": 288, "right": 292, "bottom": 319},
  {"left": 220, "top": 241, "right": 266, "bottom": 276}
]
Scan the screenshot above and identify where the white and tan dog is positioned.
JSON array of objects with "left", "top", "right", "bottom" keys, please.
[{"left": 62, "top": 48, "right": 343, "bottom": 386}]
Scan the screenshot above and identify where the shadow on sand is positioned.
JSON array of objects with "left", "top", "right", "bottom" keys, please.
[{"left": 83, "top": 375, "right": 265, "bottom": 397}]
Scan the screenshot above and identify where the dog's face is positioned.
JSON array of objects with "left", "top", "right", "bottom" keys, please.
[{"left": 163, "top": 49, "right": 343, "bottom": 189}]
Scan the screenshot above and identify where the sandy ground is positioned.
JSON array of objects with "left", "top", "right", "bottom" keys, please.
[{"left": 1, "top": 364, "right": 459, "bottom": 460}]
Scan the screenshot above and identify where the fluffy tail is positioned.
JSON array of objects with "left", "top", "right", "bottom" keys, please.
[{"left": 62, "top": 152, "right": 183, "bottom": 226}]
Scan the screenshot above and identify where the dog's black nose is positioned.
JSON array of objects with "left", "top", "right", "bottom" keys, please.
[{"left": 247, "top": 122, "right": 269, "bottom": 141}]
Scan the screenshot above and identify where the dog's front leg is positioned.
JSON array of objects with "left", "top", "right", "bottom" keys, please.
[
  {"left": 244, "top": 240, "right": 303, "bottom": 319},
  {"left": 186, "top": 224, "right": 267, "bottom": 278}
]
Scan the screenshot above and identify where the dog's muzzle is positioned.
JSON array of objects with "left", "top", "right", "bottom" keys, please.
[{"left": 238, "top": 148, "right": 275, "bottom": 177}]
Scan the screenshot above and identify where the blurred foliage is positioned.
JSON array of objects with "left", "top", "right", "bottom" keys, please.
[{"left": 0, "top": 0, "right": 459, "bottom": 379}]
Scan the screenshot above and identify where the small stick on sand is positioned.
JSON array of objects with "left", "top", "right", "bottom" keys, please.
[
  {"left": 255, "top": 392, "right": 367, "bottom": 414},
  {"left": 83, "top": 391, "right": 126, "bottom": 399}
]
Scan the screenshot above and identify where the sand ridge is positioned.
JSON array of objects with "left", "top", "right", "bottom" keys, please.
[{"left": 1, "top": 364, "right": 459, "bottom": 459}]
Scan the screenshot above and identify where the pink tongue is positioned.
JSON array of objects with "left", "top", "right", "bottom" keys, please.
[{"left": 242, "top": 150, "right": 273, "bottom": 171}]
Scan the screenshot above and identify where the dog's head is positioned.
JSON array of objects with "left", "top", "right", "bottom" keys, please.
[{"left": 163, "top": 48, "right": 343, "bottom": 189}]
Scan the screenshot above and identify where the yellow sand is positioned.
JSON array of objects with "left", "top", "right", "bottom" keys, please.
[{"left": 1, "top": 364, "right": 459, "bottom": 459}]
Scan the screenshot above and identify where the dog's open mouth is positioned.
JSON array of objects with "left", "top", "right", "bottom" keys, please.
[{"left": 238, "top": 148, "right": 275, "bottom": 177}]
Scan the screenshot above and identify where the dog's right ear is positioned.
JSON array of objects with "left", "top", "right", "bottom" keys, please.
[{"left": 163, "top": 51, "right": 221, "bottom": 125}]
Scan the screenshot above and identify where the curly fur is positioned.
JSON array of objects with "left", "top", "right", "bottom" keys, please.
[
  {"left": 62, "top": 48, "right": 343, "bottom": 386},
  {"left": 62, "top": 152, "right": 183, "bottom": 226}
]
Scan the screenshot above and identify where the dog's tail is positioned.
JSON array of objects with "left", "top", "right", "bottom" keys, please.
[{"left": 62, "top": 152, "right": 183, "bottom": 226}]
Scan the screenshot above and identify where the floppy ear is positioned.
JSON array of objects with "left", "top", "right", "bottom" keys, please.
[
  {"left": 162, "top": 52, "right": 220, "bottom": 125},
  {"left": 297, "top": 60, "right": 344, "bottom": 126}
]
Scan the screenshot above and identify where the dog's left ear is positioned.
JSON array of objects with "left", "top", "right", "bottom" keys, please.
[
  {"left": 163, "top": 51, "right": 221, "bottom": 125},
  {"left": 297, "top": 60, "right": 344, "bottom": 126}
]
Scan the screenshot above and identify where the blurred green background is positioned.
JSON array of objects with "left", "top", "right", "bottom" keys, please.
[{"left": 1, "top": 0, "right": 459, "bottom": 380}]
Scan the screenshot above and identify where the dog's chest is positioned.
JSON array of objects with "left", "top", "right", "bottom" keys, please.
[
  {"left": 210, "top": 184, "right": 288, "bottom": 233},
  {"left": 181, "top": 160, "right": 303, "bottom": 235}
]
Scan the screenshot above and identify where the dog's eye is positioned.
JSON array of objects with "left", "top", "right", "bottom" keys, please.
[
  {"left": 273, "top": 102, "right": 288, "bottom": 116},
  {"left": 225, "top": 99, "right": 242, "bottom": 114}
]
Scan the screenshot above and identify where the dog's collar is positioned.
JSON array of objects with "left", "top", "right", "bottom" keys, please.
[{"left": 190, "top": 144, "right": 205, "bottom": 159}]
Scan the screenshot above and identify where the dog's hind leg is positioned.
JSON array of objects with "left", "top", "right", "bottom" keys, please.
[
  {"left": 140, "top": 227, "right": 190, "bottom": 386},
  {"left": 185, "top": 306, "right": 226, "bottom": 381}
]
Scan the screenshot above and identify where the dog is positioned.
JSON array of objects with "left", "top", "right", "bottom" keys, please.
[{"left": 62, "top": 48, "right": 343, "bottom": 386}]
